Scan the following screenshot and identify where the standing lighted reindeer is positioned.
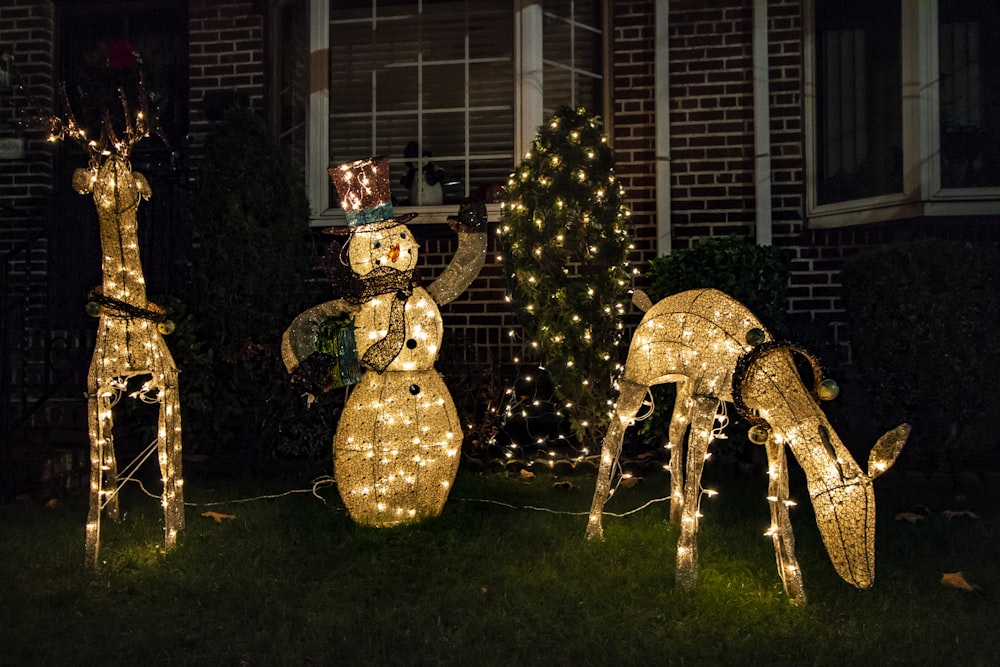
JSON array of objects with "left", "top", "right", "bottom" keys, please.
[
  {"left": 586, "top": 288, "right": 909, "bottom": 604},
  {"left": 49, "top": 83, "right": 183, "bottom": 566}
]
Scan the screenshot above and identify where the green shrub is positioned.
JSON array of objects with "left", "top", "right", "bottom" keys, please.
[
  {"left": 186, "top": 106, "right": 314, "bottom": 346},
  {"left": 841, "top": 238, "right": 1000, "bottom": 470},
  {"left": 499, "top": 106, "right": 633, "bottom": 450},
  {"left": 636, "top": 236, "right": 790, "bottom": 457},
  {"left": 182, "top": 106, "right": 322, "bottom": 462}
]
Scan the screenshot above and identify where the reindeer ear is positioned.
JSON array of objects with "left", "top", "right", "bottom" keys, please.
[
  {"left": 72, "top": 168, "right": 94, "bottom": 194},
  {"left": 132, "top": 172, "right": 152, "bottom": 200},
  {"left": 868, "top": 423, "right": 910, "bottom": 478}
]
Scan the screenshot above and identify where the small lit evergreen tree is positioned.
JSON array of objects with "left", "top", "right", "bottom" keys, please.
[{"left": 499, "top": 106, "right": 633, "bottom": 451}]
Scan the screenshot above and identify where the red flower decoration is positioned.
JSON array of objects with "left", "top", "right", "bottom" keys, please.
[{"left": 105, "top": 39, "right": 137, "bottom": 71}]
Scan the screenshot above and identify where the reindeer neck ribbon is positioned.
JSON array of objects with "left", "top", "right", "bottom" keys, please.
[
  {"left": 87, "top": 287, "right": 166, "bottom": 323},
  {"left": 731, "top": 340, "right": 824, "bottom": 432},
  {"left": 345, "top": 265, "right": 416, "bottom": 373}
]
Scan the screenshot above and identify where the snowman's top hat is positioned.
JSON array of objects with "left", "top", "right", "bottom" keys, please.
[{"left": 326, "top": 156, "right": 417, "bottom": 235}]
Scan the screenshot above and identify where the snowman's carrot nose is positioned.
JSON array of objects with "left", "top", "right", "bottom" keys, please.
[{"left": 389, "top": 244, "right": 401, "bottom": 262}]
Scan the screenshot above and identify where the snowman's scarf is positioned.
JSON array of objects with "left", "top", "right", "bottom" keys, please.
[{"left": 345, "top": 265, "right": 417, "bottom": 373}]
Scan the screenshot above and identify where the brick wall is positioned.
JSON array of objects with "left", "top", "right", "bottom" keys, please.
[
  {"left": 0, "top": 0, "right": 54, "bottom": 265},
  {"left": 1, "top": 0, "right": 54, "bottom": 341},
  {"left": 187, "top": 1, "right": 265, "bottom": 148},
  {"left": 767, "top": 0, "right": 805, "bottom": 244},
  {"left": 668, "top": 0, "right": 755, "bottom": 246},
  {"left": 419, "top": 229, "right": 518, "bottom": 372},
  {"left": 611, "top": 0, "right": 658, "bottom": 280}
]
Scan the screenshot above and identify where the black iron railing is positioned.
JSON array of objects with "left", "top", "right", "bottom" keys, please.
[{"left": 1, "top": 231, "right": 47, "bottom": 501}]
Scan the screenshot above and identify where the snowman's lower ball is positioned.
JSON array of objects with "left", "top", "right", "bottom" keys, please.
[{"left": 333, "top": 369, "right": 462, "bottom": 526}]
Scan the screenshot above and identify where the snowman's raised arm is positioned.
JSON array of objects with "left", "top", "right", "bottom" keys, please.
[
  {"left": 426, "top": 202, "right": 488, "bottom": 306},
  {"left": 281, "top": 298, "right": 358, "bottom": 373}
]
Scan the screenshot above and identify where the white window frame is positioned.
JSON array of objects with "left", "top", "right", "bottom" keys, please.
[
  {"left": 804, "top": 0, "right": 1000, "bottom": 229},
  {"left": 306, "top": 0, "right": 609, "bottom": 228}
]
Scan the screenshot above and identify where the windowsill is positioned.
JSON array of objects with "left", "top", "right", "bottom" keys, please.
[
  {"left": 309, "top": 203, "right": 503, "bottom": 229},
  {"left": 807, "top": 190, "right": 1000, "bottom": 229}
]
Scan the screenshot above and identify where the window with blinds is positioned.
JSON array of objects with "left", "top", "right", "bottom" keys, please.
[
  {"left": 939, "top": 0, "right": 1000, "bottom": 189},
  {"left": 320, "top": 0, "right": 605, "bottom": 217},
  {"left": 814, "top": 0, "right": 902, "bottom": 205},
  {"left": 328, "top": 1, "right": 515, "bottom": 208}
]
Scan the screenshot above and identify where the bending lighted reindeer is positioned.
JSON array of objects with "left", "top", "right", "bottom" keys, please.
[
  {"left": 587, "top": 288, "right": 909, "bottom": 604},
  {"left": 49, "top": 82, "right": 183, "bottom": 566}
]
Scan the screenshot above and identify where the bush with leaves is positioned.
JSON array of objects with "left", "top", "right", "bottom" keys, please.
[
  {"left": 499, "top": 106, "right": 633, "bottom": 451},
  {"left": 183, "top": 106, "right": 321, "bottom": 461},
  {"left": 841, "top": 238, "right": 1000, "bottom": 470}
]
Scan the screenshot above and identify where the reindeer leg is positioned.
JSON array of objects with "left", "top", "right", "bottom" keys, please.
[
  {"left": 85, "top": 372, "right": 117, "bottom": 566},
  {"left": 586, "top": 379, "right": 647, "bottom": 540},
  {"left": 157, "top": 364, "right": 184, "bottom": 551},
  {"left": 764, "top": 436, "right": 806, "bottom": 605},
  {"left": 667, "top": 381, "right": 692, "bottom": 525},
  {"left": 675, "top": 395, "right": 718, "bottom": 591},
  {"left": 102, "top": 409, "right": 120, "bottom": 523}
]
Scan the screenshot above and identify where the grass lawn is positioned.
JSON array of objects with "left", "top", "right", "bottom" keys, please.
[{"left": 1, "top": 462, "right": 996, "bottom": 666}]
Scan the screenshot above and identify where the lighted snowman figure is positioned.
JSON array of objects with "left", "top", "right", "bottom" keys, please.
[{"left": 283, "top": 156, "right": 486, "bottom": 526}]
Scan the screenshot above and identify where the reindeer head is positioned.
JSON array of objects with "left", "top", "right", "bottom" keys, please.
[
  {"left": 73, "top": 156, "right": 151, "bottom": 215},
  {"left": 51, "top": 75, "right": 162, "bottom": 216},
  {"left": 786, "top": 418, "right": 909, "bottom": 589},
  {"left": 738, "top": 345, "right": 909, "bottom": 589}
]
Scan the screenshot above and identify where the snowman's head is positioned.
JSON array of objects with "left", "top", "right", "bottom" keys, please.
[{"left": 349, "top": 223, "right": 419, "bottom": 275}]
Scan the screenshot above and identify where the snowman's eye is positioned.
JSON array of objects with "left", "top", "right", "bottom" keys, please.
[
  {"left": 373, "top": 241, "right": 381, "bottom": 249},
  {"left": 400, "top": 232, "right": 407, "bottom": 239}
]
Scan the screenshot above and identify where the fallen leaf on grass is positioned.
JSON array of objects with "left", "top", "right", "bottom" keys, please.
[
  {"left": 894, "top": 512, "right": 926, "bottom": 524},
  {"left": 619, "top": 476, "right": 641, "bottom": 489},
  {"left": 519, "top": 469, "right": 535, "bottom": 479},
  {"left": 941, "top": 571, "right": 980, "bottom": 593},
  {"left": 942, "top": 510, "right": 980, "bottom": 520},
  {"left": 201, "top": 511, "right": 236, "bottom": 523}
]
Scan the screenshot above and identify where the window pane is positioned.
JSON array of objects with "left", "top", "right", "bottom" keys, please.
[
  {"left": 542, "top": 1, "right": 603, "bottom": 115},
  {"left": 328, "top": 0, "right": 514, "bottom": 205},
  {"left": 543, "top": 62, "right": 573, "bottom": 111},
  {"left": 470, "top": 108, "right": 514, "bottom": 154},
  {"left": 939, "top": 0, "right": 1000, "bottom": 188},
  {"left": 375, "top": 66, "right": 419, "bottom": 111},
  {"left": 469, "top": 61, "right": 512, "bottom": 104},
  {"left": 575, "top": 72, "right": 602, "bottom": 112},
  {"left": 329, "top": 16, "right": 374, "bottom": 114},
  {"left": 425, "top": 111, "right": 468, "bottom": 157},
  {"left": 815, "top": 0, "right": 902, "bottom": 204},
  {"left": 424, "top": 63, "right": 467, "bottom": 110}
]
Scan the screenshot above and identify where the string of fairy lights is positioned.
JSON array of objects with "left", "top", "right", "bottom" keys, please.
[{"left": 119, "top": 465, "right": 679, "bottom": 521}]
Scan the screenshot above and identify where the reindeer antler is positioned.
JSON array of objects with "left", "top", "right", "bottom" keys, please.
[
  {"left": 48, "top": 63, "right": 166, "bottom": 165},
  {"left": 48, "top": 82, "right": 96, "bottom": 156}
]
